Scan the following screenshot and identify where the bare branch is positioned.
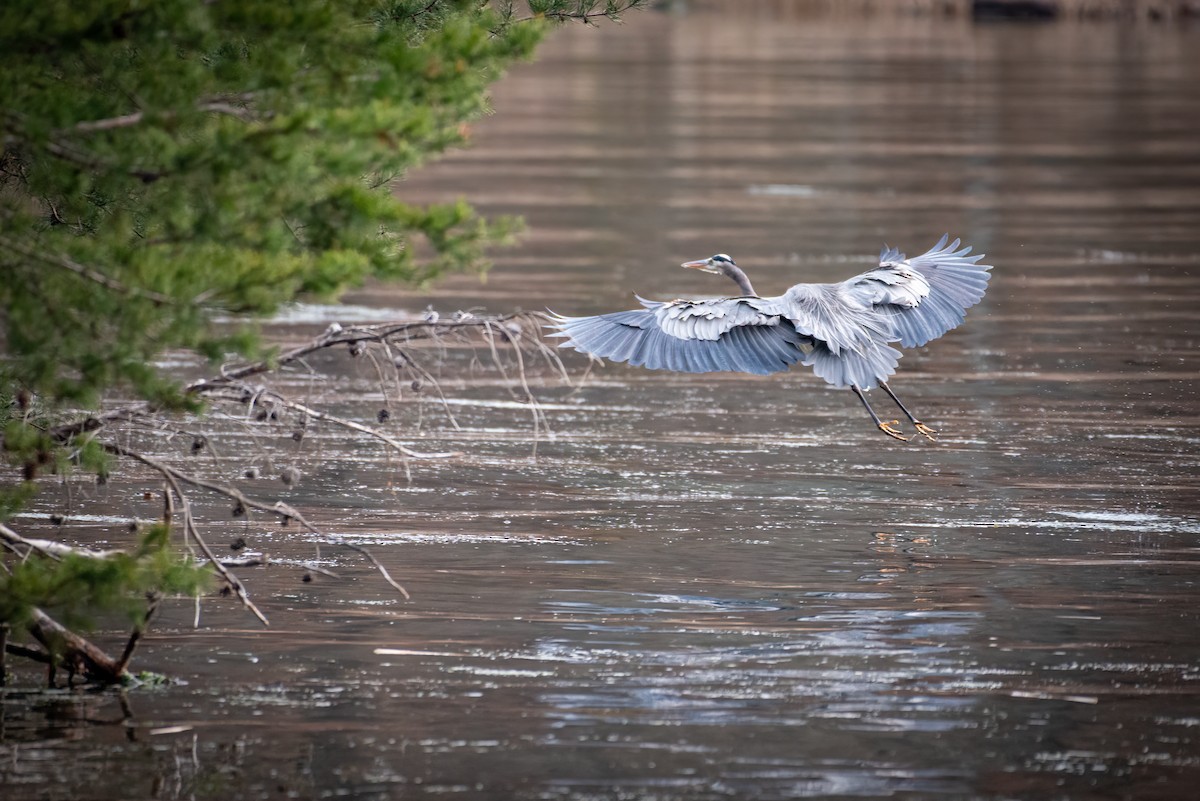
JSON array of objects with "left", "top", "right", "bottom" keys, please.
[
  {"left": 0, "top": 524, "right": 123, "bottom": 560},
  {"left": 113, "top": 593, "right": 160, "bottom": 675},
  {"left": 0, "top": 522, "right": 65, "bottom": 560},
  {"left": 103, "top": 441, "right": 407, "bottom": 600},
  {"left": 101, "top": 443, "right": 270, "bottom": 625},
  {"left": 327, "top": 536, "right": 409, "bottom": 600},
  {"left": 193, "top": 313, "right": 540, "bottom": 388},
  {"left": 391, "top": 344, "right": 463, "bottom": 430},
  {"left": 208, "top": 384, "right": 461, "bottom": 460},
  {"left": 49, "top": 403, "right": 154, "bottom": 442},
  {"left": 28, "top": 312, "right": 572, "bottom": 618},
  {"left": 27, "top": 607, "right": 128, "bottom": 684},
  {"left": 214, "top": 553, "right": 338, "bottom": 580}
]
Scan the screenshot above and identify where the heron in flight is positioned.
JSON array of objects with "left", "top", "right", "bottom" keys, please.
[{"left": 548, "top": 235, "right": 991, "bottom": 441}]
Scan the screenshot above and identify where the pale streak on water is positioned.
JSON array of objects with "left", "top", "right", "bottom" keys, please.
[{"left": 4, "top": 7, "right": 1200, "bottom": 801}]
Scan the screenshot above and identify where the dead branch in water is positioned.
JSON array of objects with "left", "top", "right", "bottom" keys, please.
[{"left": 4, "top": 311, "right": 573, "bottom": 683}]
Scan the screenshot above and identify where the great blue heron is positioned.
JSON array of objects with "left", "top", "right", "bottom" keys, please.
[{"left": 548, "top": 235, "right": 991, "bottom": 441}]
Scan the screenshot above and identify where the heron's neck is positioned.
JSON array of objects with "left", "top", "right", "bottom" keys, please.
[{"left": 723, "top": 264, "right": 757, "bottom": 296}]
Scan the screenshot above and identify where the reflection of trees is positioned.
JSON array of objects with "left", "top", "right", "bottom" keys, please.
[{"left": 0, "top": 691, "right": 321, "bottom": 800}]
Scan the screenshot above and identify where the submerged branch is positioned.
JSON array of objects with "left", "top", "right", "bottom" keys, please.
[{"left": 27, "top": 607, "right": 129, "bottom": 685}]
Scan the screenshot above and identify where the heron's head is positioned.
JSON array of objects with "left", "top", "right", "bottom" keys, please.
[{"left": 681, "top": 253, "right": 737, "bottom": 275}]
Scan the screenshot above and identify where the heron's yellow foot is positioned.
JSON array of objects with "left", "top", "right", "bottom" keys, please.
[
  {"left": 878, "top": 420, "right": 909, "bottom": 442},
  {"left": 913, "top": 422, "right": 937, "bottom": 441}
]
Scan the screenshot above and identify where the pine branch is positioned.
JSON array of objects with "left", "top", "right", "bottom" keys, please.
[
  {"left": 70, "top": 101, "right": 260, "bottom": 134},
  {"left": 508, "top": 0, "right": 647, "bottom": 26},
  {"left": 40, "top": 138, "right": 166, "bottom": 183},
  {"left": 0, "top": 235, "right": 173, "bottom": 306}
]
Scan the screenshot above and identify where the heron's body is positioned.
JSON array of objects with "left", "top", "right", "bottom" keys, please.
[{"left": 548, "top": 235, "right": 992, "bottom": 441}]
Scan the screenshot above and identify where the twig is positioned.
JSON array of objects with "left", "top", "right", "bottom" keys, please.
[
  {"left": 211, "top": 554, "right": 338, "bottom": 580},
  {"left": 103, "top": 443, "right": 269, "bottom": 625},
  {"left": 326, "top": 537, "right": 409, "bottom": 600},
  {"left": 528, "top": 326, "right": 574, "bottom": 384},
  {"left": 212, "top": 385, "right": 461, "bottom": 460},
  {"left": 499, "top": 322, "right": 552, "bottom": 437},
  {"left": 216, "top": 555, "right": 269, "bottom": 568},
  {"left": 482, "top": 320, "right": 548, "bottom": 455},
  {"left": 49, "top": 402, "right": 154, "bottom": 442},
  {"left": 176, "top": 485, "right": 269, "bottom": 626},
  {"left": 390, "top": 345, "right": 462, "bottom": 431},
  {"left": 103, "top": 442, "right": 406, "bottom": 600},
  {"left": 105, "top": 441, "right": 313, "bottom": 531},
  {"left": 194, "top": 314, "right": 533, "bottom": 388},
  {"left": 114, "top": 593, "right": 160, "bottom": 675},
  {"left": 163, "top": 486, "right": 204, "bottom": 629},
  {"left": 4, "top": 640, "right": 50, "bottom": 666},
  {"left": 363, "top": 346, "right": 394, "bottom": 412}
]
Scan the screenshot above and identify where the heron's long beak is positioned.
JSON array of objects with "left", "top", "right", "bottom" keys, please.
[{"left": 681, "top": 259, "right": 711, "bottom": 270}]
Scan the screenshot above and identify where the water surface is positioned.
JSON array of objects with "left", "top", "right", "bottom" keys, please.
[{"left": 4, "top": 6, "right": 1200, "bottom": 800}]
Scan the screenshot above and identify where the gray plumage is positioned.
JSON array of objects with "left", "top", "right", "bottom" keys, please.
[{"left": 547, "top": 235, "right": 990, "bottom": 391}]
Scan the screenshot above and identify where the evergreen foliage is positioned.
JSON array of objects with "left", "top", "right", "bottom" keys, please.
[
  {"left": 0, "top": 0, "right": 545, "bottom": 417},
  {"left": 0, "top": 0, "right": 643, "bottom": 496},
  {"left": 0, "top": 0, "right": 644, "bottom": 675},
  {"left": 0, "top": 525, "right": 210, "bottom": 632}
]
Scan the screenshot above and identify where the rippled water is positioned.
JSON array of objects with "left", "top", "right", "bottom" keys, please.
[{"left": 4, "top": 6, "right": 1200, "bottom": 800}]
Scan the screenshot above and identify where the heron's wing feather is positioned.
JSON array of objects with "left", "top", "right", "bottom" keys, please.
[
  {"left": 843, "top": 234, "right": 992, "bottom": 348},
  {"left": 546, "top": 299, "right": 809, "bottom": 376},
  {"left": 774, "top": 284, "right": 900, "bottom": 389},
  {"left": 802, "top": 340, "right": 902, "bottom": 389},
  {"left": 648, "top": 295, "right": 784, "bottom": 340}
]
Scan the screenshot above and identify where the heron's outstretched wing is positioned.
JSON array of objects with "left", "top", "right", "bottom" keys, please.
[
  {"left": 843, "top": 234, "right": 992, "bottom": 348},
  {"left": 546, "top": 296, "right": 810, "bottom": 376}
]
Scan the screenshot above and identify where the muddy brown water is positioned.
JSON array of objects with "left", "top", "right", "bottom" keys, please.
[{"left": 4, "top": 7, "right": 1200, "bottom": 800}]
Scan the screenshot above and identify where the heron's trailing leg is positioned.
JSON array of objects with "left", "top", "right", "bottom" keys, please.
[
  {"left": 879, "top": 382, "right": 937, "bottom": 441},
  {"left": 851, "top": 385, "right": 908, "bottom": 442}
]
